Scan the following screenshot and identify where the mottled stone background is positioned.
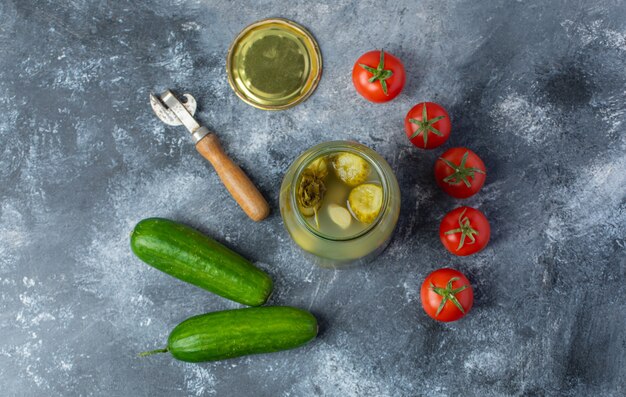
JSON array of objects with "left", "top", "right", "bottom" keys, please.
[{"left": 1, "top": 0, "right": 625, "bottom": 396}]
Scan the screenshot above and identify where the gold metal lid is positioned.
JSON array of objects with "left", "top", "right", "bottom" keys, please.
[{"left": 227, "top": 18, "right": 322, "bottom": 110}]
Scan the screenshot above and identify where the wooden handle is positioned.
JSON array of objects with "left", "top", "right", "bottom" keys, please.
[{"left": 195, "top": 134, "right": 270, "bottom": 221}]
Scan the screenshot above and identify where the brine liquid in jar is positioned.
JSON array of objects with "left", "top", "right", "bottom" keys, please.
[{"left": 296, "top": 151, "right": 384, "bottom": 238}]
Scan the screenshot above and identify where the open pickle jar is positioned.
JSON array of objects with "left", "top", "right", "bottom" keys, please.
[{"left": 279, "top": 141, "right": 401, "bottom": 266}]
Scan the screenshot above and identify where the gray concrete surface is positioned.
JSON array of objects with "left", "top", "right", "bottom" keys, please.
[{"left": 1, "top": 0, "right": 625, "bottom": 396}]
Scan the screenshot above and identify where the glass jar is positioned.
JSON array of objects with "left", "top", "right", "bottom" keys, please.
[{"left": 279, "top": 141, "right": 401, "bottom": 266}]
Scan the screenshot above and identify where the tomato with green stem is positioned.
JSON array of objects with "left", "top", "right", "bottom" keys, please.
[
  {"left": 439, "top": 206, "right": 490, "bottom": 256},
  {"left": 404, "top": 102, "right": 451, "bottom": 149},
  {"left": 434, "top": 147, "right": 486, "bottom": 198},
  {"left": 352, "top": 50, "right": 405, "bottom": 103},
  {"left": 420, "top": 268, "right": 473, "bottom": 322}
]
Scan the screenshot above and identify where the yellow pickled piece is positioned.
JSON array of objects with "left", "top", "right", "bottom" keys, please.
[
  {"left": 332, "top": 152, "right": 370, "bottom": 186},
  {"left": 306, "top": 157, "right": 328, "bottom": 179},
  {"left": 348, "top": 184, "right": 383, "bottom": 224}
]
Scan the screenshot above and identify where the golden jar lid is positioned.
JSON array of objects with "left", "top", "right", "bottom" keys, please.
[{"left": 226, "top": 18, "right": 322, "bottom": 110}]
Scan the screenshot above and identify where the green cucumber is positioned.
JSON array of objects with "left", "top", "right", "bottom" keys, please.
[
  {"left": 130, "top": 218, "right": 273, "bottom": 306},
  {"left": 139, "top": 306, "right": 318, "bottom": 362}
]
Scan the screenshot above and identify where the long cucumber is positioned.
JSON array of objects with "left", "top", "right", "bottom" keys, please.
[
  {"left": 131, "top": 218, "right": 273, "bottom": 306},
  {"left": 140, "top": 306, "right": 318, "bottom": 362}
]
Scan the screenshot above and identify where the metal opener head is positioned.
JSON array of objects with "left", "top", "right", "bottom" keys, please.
[
  {"left": 150, "top": 91, "right": 197, "bottom": 125},
  {"left": 150, "top": 90, "right": 209, "bottom": 143}
]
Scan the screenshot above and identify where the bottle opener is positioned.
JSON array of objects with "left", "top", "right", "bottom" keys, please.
[{"left": 150, "top": 90, "right": 270, "bottom": 222}]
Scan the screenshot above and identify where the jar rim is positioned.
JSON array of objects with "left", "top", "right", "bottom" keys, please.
[{"left": 289, "top": 141, "right": 391, "bottom": 242}]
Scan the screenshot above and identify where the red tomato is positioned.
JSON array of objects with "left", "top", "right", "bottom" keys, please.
[
  {"left": 434, "top": 147, "right": 486, "bottom": 198},
  {"left": 420, "top": 268, "right": 473, "bottom": 322},
  {"left": 439, "top": 206, "right": 490, "bottom": 256},
  {"left": 352, "top": 50, "right": 405, "bottom": 103},
  {"left": 404, "top": 102, "right": 451, "bottom": 149}
]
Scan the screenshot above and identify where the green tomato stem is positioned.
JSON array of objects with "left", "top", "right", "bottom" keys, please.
[
  {"left": 444, "top": 208, "right": 480, "bottom": 251},
  {"left": 431, "top": 277, "right": 468, "bottom": 317},
  {"left": 440, "top": 151, "right": 485, "bottom": 187},
  {"left": 358, "top": 50, "right": 394, "bottom": 96},
  {"left": 408, "top": 104, "right": 446, "bottom": 148}
]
